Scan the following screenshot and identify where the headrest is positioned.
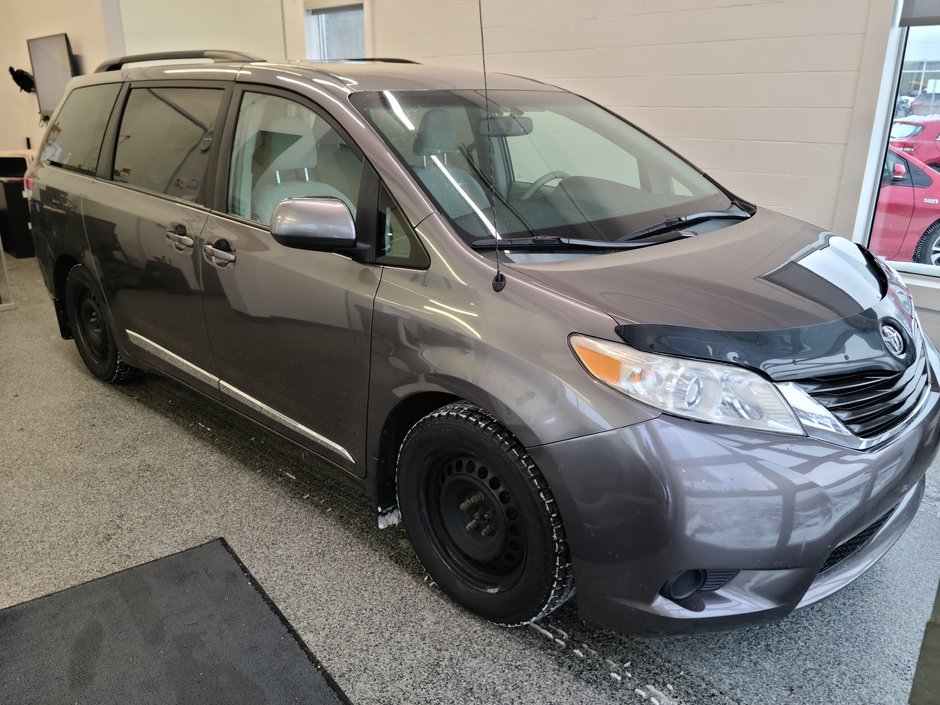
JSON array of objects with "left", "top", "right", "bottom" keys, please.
[{"left": 413, "top": 108, "right": 458, "bottom": 156}]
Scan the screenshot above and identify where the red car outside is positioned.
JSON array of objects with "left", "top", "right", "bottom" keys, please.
[
  {"left": 870, "top": 146, "right": 940, "bottom": 265},
  {"left": 890, "top": 117, "right": 940, "bottom": 170}
]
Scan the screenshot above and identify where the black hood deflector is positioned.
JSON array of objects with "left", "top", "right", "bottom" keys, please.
[{"left": 616, "top": 268, "right": 920, "bottom": 381}]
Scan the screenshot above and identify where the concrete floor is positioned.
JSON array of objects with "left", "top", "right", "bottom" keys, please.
[{"left": 1, "top": 253, "right": 938, "bottom": 705}]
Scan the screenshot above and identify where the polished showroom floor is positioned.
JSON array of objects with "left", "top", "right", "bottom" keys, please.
[{"left": 1, "top": 255, "right": 938, "bottom": 705}]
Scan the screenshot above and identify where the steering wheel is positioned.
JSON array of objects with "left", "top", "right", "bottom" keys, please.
[{"left": 520, "top": 171, "right": 569, "bottom": 200}]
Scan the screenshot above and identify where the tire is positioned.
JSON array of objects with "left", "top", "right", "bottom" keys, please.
[
  {"left": 396, "top": 402, "right": 574, "bottom": 625},
  {"left": 64, "top": 264, "right": 142, "bottom": 383},
  {"left": 914, "top": 221, "right": 940, "bottom": 266}
]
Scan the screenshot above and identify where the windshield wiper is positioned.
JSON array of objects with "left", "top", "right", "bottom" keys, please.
[
  {"left": 615, "top": 207, "right": 750, "bottom": 243},
  {"left": 470, "top": 235, "right": 681, "bottom": 251}
]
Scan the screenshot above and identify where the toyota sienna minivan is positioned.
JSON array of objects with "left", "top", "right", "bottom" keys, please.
[{"left": 27, "top": 51, "right": 940, "bottom": 634}]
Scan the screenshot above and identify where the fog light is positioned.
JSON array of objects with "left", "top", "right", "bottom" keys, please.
[{"left": 660, "top": 569, "right": 706, "bottom": 601}]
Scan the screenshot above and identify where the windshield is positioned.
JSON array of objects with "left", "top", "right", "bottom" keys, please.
[{"left": 351, "top": 89, "right": 733, "bottom": 245}]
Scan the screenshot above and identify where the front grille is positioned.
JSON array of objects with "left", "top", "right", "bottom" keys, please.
[
  {"left": 795, "top": 353, "right": 929, "bottom": 439},
  {"left": 819, "top": 506, "right": 896, "bottom": 573}
]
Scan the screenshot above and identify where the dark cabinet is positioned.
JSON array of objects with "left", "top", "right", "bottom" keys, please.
[{"left": 0, "top": 153, "right": 34, "bottom": 258}]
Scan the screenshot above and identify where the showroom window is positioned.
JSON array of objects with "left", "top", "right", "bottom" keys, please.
[
  {"left": 40, "top": 83, "right": 121, "bottom": 174},
  {"left": 227, "top": 92, "right": 363, "bottom": 226},
  {"left": 305, "top": 4, "right": 364, "bottom": 61},
  {"left": 868, "top": 25, "right": 940, "bottom": 269},
  {"left": 113, "top": 87, "right": 224, "bottom": 202}
]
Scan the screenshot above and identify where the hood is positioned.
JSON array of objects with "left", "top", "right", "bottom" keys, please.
[
  {"left": 504, "top": 209, "right": 920, "bottom": 379},
  {"left": 504, "top": 209, "right": 884, "bottom": 331}
]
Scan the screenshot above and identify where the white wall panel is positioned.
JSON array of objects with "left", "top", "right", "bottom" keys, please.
[
  {"left": 118, "top": 0, "right": 286, "bottom": 59},
  {"left": 0, "top": 0, "right": 115, "bottom": 152}
]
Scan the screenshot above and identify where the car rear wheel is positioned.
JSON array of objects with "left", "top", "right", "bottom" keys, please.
[
  {"left": 65, "top": 264, "right": 142, "bottom": 383},
  {"left": 914, "top": 221, "right": 940, "bottom": 266},
  {"left": 396, "top": 402, "right": 575, "bottom": 625}
]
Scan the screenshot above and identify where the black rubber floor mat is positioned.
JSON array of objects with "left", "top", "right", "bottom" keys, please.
[{"left": 0, "top": 538, "right": 350, "bottom": 705}]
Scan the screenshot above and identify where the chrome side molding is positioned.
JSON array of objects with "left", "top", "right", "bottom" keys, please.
[
  {"left": 126, "top": 330, "right": 219, "bottom": 387},
  {"left": 125, "top": 330, "right": 354, "bottom": 464},
  {"left": 219, "top": 381, "right": 355, "bottom": 463}
]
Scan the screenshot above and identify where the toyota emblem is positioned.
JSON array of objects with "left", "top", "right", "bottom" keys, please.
[{"left": 880, "top": 322, "right": 906, "bottom": 358}]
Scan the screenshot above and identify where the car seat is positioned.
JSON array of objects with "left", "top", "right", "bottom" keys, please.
[
  {"left": 412, "top": 109, "right": 491, "bottom": 220},
  {"left": 252, "top": 115, "right": 353, "bottom": 225}
]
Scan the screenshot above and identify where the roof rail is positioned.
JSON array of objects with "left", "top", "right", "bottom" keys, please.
[
  {"left": 95, "top": 50, "right": 263, "bottom": 73},
  {"left": 341, "top": 58, "right": 420, "bottom": 64}
]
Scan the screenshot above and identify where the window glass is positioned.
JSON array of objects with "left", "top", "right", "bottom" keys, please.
[
  {"left": 113, "top": 87, "right": 223, "bottom": 202},
  {"left": 352, "top": 89, "right": 729, "bottom": 245},
  {"left": 40, "top": 83, "right": 121, "bottom": 174},
  {"left": 870, "top": 25, "right": 940, "bottom": 269},
  {"left": 508, "top": 110, "right": 641, "bottom": 189},
  {"left": 377, "top": 185, "right": 430, "bottom": 268},
  {"left": 890, "top": 122, "right": 923, "bottom": 139},
  {"left": 305, "top": 5, "right": 364, "bottom": 60},
  {"left": 227, "top": 92, "right": 363, "bottom": 226}
]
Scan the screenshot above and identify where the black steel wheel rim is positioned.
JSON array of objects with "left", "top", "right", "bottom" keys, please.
[
  {"left": 77, "top": 289, "right": 109, "bottom": 361},
  {"left": 424, "top": 453, "right": 526, "bottom": 589}
]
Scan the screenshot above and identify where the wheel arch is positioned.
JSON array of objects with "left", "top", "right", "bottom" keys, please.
[
  {"left": 52, "top": 253, "right": 82, "bottom": 338},
  {"left": 914, "top": 217, "right": 940, "bottom": 265},
  {"left": 373, "top": 391, "right": 463, "bottom": 523},
  {"left": 371, "top": 380, "right": 541, "bottom": 525}
]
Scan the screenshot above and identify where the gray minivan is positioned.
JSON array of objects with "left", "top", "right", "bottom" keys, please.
[{"left": 27, "top": 51, "right": 940, "bottom": 634}]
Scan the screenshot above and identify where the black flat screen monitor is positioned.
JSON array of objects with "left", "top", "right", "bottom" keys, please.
[{"left": 27, "top": 33, "right": 77, "bottom": 118}]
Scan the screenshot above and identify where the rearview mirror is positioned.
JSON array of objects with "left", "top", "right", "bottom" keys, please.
[
  {"left": 479, "top": 115, "right": 533, "bottom": 136},
  {"left": 270, "top": 197, "right": 356, "bottom": 250}
]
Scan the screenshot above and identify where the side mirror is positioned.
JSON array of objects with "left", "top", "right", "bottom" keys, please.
[
  {"left": 270, "top": 197, "right": 356, "bottom": 250},
  {"left": 892, "top": 162, "right": 908, "bottom": 181}
]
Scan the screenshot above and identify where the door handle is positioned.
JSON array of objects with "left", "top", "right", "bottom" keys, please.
[
  {"left": 204, "top": 240, "right": 236, "bottom": 266},
  {"left": 165, "top": 224, "right": 194, "bottom": 248}
]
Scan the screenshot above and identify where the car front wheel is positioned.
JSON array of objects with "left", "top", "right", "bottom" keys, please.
[{"left": 397, "top": 402, "right": 575, "bottom": 625}]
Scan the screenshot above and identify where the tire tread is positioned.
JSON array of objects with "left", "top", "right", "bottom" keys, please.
[{"left": 397, "top": 401, "right": 575, "bottom": 626}]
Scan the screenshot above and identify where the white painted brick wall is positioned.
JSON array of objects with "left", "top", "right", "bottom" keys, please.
[
  {"left": 372, "top": 0, "right": 893, "bottom": 231},
  {"left": 118, "top": 0, "right": 287, "bottom": 60}
]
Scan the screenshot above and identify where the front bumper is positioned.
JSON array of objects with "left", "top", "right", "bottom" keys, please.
[{"left": 528, "top": 386, "right": 940, "bottom": 635}]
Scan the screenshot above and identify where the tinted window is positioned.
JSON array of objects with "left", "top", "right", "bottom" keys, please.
[
  {"left": 113, "top": 87, "right": 223, "bottom": 202},
  {"left": 228, "top": 92, "right": 363, "bottom": 226},
  {"left": 40, "top": 83, "right": 121, "bottom": 174}
]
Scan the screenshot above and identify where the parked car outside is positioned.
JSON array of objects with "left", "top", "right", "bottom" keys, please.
[
  {"left": 26, "top": 52, "right": 940, "bottom": 635},
  {"left": 870, "top": 145, "right": 940, "bottom": 265},
  {"left": 890, "top": 116, "right": 940, "bottom": 170},
  {"left": 909, "top": 90, "right": 940, "bottom": 117}
]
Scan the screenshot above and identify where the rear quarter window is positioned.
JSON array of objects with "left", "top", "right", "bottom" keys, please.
[
  {"left": 40, "top": 83, "right": 121, "bottom": 174},
  {"left": 890, "top": 123, "right": 923, "bottom": 139}
]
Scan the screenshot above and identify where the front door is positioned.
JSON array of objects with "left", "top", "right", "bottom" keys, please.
[{"left": 201, "top": 89, "right": 378, "bottom": 476}]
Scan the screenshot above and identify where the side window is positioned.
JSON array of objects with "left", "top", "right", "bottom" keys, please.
[
  {"left": 227, "top": 92, "right": 364, "bottom": 227},
  {"left": 41, "top": 83, "right": 121, "bottom": 174},
  {"left": 882, "top": 151, "right": 913, "bottom": 188},
  {"left": 377, "top": 185, "right": 430, "bottom": 268},
  {"left": 113, "top": 87, "right": 224, "bottom": 202}
]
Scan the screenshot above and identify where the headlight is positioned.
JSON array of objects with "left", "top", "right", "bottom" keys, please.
[{"left": 570, "top": 335, "right": 804, "bottom": 435}]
